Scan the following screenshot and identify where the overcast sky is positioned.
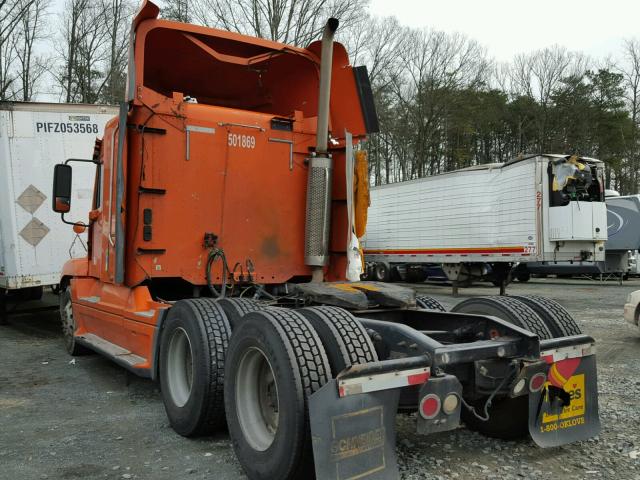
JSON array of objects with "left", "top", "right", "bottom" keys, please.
[
  {"left": 48, "top": 0, "right": 640, "bottom": 62},
  {"left": 369, "top": 0, "right": 640, "bottom": 62}
]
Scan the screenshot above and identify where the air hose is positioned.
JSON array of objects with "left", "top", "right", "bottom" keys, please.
[{"left": 206, "top": 248, "right": 230, "bottom": 298}]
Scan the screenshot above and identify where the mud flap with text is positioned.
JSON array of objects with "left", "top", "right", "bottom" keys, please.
[
  {"left": 310, "top": 379, "right": 400, "bottom": 480},
  {"left": 528, "top": 354, "right": 600, "bottom": 447}
]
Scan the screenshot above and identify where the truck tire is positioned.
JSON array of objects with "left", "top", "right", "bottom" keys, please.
[
  {"left": 509, "top": 295, "right": 581, "bottom": 338},
  {"left": 217, "top": 297, "right": 267, "bottom": 328},
  {"left": 59, "top": 287, "right": 91, "bottom": 356},
  {"left": 516, "top": 273, "right": 531, "bottom": 282},
  {"left": 225, "top": 308, "right": 331, "bottom": 480},
  {"left": 415, "top": 295, "right": 446, "bottom": 312},
  {"left": 452, "top": 296, "right": 553, "bottom": 340},
  {"left": 373, "top": 262, "right": 391, "bottom": 282},
  {"left": 452, "top": 296, "right": 550, "bottom": 440},
  {"left": 159, "top": 298, "right": 231, "bottom": 437},
  {"left": 298, "top": 306, "right": 378, "bottom": 376}
]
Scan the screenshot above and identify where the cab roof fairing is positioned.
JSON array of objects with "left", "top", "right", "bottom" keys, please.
[{"left": 123, "top": 1, "right": 372, "bottom": 140}]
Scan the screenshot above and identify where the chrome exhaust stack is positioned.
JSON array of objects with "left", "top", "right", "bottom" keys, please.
[{"left": 305, "top": 17, "right": 339, "bottom": 282}]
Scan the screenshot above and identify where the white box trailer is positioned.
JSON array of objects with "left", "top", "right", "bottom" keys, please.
[
  {"left": 517, "top": 194, "right": 640, "bottom": 281},
  {"left": 363, "top": 154, "right": 607, "bottom": 292},
  {"left": 0, "top": 102, "right": 117, "bottom": 313}
]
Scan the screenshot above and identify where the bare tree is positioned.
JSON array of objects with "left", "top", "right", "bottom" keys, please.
[
  {"left": 56, "top": 0, "right": 111, "bottom": 103},
  {"left": 57, "top": 0, "right": 89, "bottom": 102},
  {"left": 0, "top": 0, "right": 35, "bottom": 99},
  {"left": 99, "top": 0, "right": 135, "bottom": 104},
  {"left": 340, "top": 14, "right": 405, "bottom": 88},
  {"left": 12, "top": 0, "right": 50, "bottom": 101},
  {"left": 188, "top": 0, "right": 368, "bottom": 47},
  {"left": 163, "top": 0, "right": 190, "bottom": 22},
  {"left": 75, "top": 2, "right": 110, "bottom": 102},
  {"left": 620, "top": 38, "right": 640, "bottom": 192}
]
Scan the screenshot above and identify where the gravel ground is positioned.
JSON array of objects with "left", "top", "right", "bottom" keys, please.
[{"left": 1, "top": 278, "right": 639, "bottom": 480}]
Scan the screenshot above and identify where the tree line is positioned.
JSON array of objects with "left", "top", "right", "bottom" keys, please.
[{"left": 1, "top": 0, "right": 639, "bottom": 194}]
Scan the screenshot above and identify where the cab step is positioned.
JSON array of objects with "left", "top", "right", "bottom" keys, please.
[{"left": 77, "top": 333, "right": 150, "bottom": 376}]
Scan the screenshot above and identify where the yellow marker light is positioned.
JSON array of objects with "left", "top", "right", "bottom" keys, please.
[{"left": 442, "top": 393, "right": 459, "bottom": 415}]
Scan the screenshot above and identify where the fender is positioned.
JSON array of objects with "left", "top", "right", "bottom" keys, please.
[{"left": 61, "top": 257, "right": 89, "bottom": 280}]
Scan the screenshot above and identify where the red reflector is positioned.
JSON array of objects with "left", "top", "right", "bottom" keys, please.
[
  {"left": 407, "top": 371, "right": 430, "bottom": 386},
  {"left": 529, "top": 372, "right": 547, "bottom": 392},
  {"left": 419, "top": 394, "right": 441, "bottom": 420}
]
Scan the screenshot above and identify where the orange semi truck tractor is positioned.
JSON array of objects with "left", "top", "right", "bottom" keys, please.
[{"left": 51, "top": 2, "right": 600, "bottom": 479}]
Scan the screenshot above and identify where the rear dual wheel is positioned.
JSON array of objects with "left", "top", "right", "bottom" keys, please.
[
  {"left": 160, "top": 300, "right": 376, "bottom": 478},
  {"left": 159, "top": 298, "right": 231, "bottom": 436},
  {"left": 224, "top": 308, "right": 331, "bottom": 479},
  {"left": 509, "top": 295, "right": 581, "bottom": 337},
  {"left": 298, "top": 306, "right": 378, "bottom": 375},
  {"left": 451, "top": 295, "right": 581, "bottom": 439},
  {"left": 217, "top": 297, "right": 267, "bottom": 329},
  {"left": 225, "top": 306, "right": 376, "bottom": 479}
]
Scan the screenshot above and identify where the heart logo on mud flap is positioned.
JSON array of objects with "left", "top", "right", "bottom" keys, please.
[{"left": 548, "top": 358, "right": 582, "bottom": 388}]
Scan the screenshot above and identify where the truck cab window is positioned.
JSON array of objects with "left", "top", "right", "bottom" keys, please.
[{"left": 93, "top": 164, "right": 102, "bottom": 210}]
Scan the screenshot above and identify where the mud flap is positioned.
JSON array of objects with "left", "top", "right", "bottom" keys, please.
[
  {"left": 310, "top": 379, "right": 400, "bottom": 480},
  {"left": 528, "top": 354, "right": 600, "bottom": 447}
]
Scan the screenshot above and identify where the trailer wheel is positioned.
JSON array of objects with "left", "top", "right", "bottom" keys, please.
[
  {"left": 217, "top": 297, "right": 267, "bottom": 329},
  {"left": 59, "top": 287, "right": 90, "bottom": 356},
  {"left": 451, "top": 296, "right": 552, "bottom": 340},
  {"left": 516, "top": 273, "right": 531, "bottom": 282},
  {"left": 462, "top": 395, "right": 528, "bottom": 440},
  {"left": 159, "top": 298, "right": 231, "bottom": 437},
  {"left": 509, "top": 295, "right": 581, "bottom": 337},
  {"left": 415, "top": 295, "right": 446, "bottom": 312},
  {"left": 225, "top": 308, "right": 330, "bottom": 480},
  {"left": 373, "top": 262, "right": 391, "bottom": 282},
  {"left": 298, "top": 306, "right": 378, "bottom": 375}
]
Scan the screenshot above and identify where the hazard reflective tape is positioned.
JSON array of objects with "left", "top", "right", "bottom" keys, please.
[
  {"left": 540, "top": 343, "right": 595, "bottom": 364},
  {"left": 337, "top": 367, "right": 430, "bottom": 397}
]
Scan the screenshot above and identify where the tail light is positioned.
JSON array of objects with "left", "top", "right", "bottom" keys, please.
[
  {"left": 529, "top": 372, "right": 547, "bottom": 392},
  {"left": 419, "top": 394, "right": 441, "bottom": 420}
]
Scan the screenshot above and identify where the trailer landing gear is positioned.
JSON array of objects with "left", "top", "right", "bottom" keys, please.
[{"left": 490, "top": 263, "right": 512, "bottom": 296}]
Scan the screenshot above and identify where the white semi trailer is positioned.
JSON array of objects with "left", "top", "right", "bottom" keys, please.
[
  {"left": 363, "top": 154, "right": 608, "bottom": 294},
  {"left": 0, "top": 102, "right": 118, "bottom": 322}
]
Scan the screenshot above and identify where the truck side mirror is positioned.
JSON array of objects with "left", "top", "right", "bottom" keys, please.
[{"left": 52, "top": 164, "right": 72, "bottom": 213}]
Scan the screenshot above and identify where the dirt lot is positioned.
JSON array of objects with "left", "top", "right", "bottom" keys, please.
[{"left": 1, "top": 278, "right": 639, "bottom": 480}]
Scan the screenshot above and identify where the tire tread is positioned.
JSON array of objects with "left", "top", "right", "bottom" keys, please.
[
  {"left": 510, "top": 295, "right": 581, "bottom": 337},
  {"left": 299, "top": 306, "right": 377, "bottom": 375},
  {"left": 452, "top": 296, "right": 553, "bottom": 340},
  {"left": 415, "top": 295, "right": 446, "bottom": 312},
  {"left": 182, "top": 298, "right": 231, "bottom": 434}
]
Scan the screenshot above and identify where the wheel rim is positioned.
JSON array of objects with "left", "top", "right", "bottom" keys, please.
[
  {"left": 235, "top": 347, "right": 279, "bottom": 451},
  {"left": 166, "top": 327, "right": 194, "bottom": 408},
  {"left": 61, "top": 297, "right": 75, "bottom": 350}
]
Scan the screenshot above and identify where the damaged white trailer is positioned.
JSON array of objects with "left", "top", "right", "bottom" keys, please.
[
  {"left": 0, "top": 102, "right": 117, "bottom": 322},
  {"left": 363, "top": 154, "right": 608, "bottom": 294}
]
